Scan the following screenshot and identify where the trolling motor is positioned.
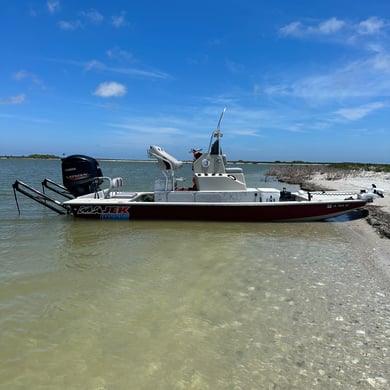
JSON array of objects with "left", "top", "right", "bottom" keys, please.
[{"left": 358, "top": 184, "right": 385, "bottom": 201}]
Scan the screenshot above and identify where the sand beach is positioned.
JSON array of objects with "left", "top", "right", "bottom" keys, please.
[
  {"left": 308, "top": 170, "right": 390, "bottom": 214},
  {"left": 267, "top": 164, "right": 390, "bottom": 278},
  {"left": 303, "top": 170, "right": 390, "bottom": 278}
]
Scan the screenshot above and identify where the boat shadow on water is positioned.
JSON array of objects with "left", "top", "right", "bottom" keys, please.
[{"left": 325, "top": 208, "right": 369, "bottom": 222}]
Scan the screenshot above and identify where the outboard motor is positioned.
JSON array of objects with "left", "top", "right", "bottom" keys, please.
[{"left": 62, "top": 155, "right": 103, "bottom": 197}]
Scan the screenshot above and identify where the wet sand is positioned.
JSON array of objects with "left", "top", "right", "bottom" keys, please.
[
  {"left": 271, "top": 167, "right": 390, "bottom": 280},
  {"left": 309, "top": 171, "right": 390, "bottom": 278}
]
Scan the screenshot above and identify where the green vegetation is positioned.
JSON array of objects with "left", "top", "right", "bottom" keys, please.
[
  {"left": 268, "top": 161, "right": 390, "bottom": 173},
  {"left": 328, "top": 162, "right": 390, "bottom": 173},
  {"left": 266, "top": 162, "right": 390, "bottom": 187},
  {"left": 26, "top": 154, "right": 60, "bottom": 159},
  {"left": 0, "top": 154, "right": 60, "bottom": 159}
]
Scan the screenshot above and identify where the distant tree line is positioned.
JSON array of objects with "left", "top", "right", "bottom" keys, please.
[
  {"left": 0, "top": 154, "right": 60, "bottom": 159},
  {"left": 269, "top": 161, "right": 390, "bottom": 172}
]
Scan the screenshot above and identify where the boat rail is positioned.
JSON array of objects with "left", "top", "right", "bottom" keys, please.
[
  {"left": 12, "top": 180, "right": 70, "bottom": 215},
  {"left": 42, "top": 178, "right": 74, "bottom": 199}
]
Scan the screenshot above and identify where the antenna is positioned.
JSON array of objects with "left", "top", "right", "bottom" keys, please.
[
  {"left": 208, "top": 108, "right": 226, "bottom": 153},
  {"left": 215, "top": 107, "right": 226, "bottom": 135}
]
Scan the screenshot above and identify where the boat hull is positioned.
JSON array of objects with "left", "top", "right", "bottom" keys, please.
[{"left": 67, "top": 199, "right": 368, "bottom": 222}]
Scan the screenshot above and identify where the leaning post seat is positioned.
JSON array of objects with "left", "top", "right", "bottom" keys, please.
[
  {"left": 148, "top": 146, "right": 184, "bottom": 191},
  {"left": 148, "top": 145, "right": 183, "bottom": 171}
]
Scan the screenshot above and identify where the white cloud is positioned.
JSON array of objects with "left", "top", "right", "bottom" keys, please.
[
  {"left": 275, "top": 16, "right": 390, "bottom": 103},
  {"left": 280, "top": 16, "right": 388, "bottom": 39},
  {"left": 0, "top": 94, "right": 26, "bottom": 105},
  {"left": 93, "top": 82, "right": 127, "bottom": 97},
  {"left": 47, "top": 1, "right": 60, "bottom": 14},
  {"left": 41, "top": 57, "right": 170, "bottom": 80},
  {"left": 13, "top": 70, "right": 30, "bottom": 80},
  {"left": 93, "top": 63, "right": 169, "bottom": 79},
  {"left": 81, "top": 8, "right": 103, "bottom": 24},
  {"left": 10, "top": 94, "right": 26, "bottom": 104},
  {"left": 13, "top": 70, "right": 45, "bottom": 88},
  {"left": 58, "top": 20, "right": 82, "bottom": 30},
  {"left": 279, "top": 21, "right": 302, "bottom": 37},
  {"left": 264, "top": 52, "right": 390, "bottom": 101},
  {"left": 335, "top": 102, "right": 385, "bottom": 120},
  {"left": 57, "top": 9, "right": 103, "bottom": 30},
  {"left": 231, "top": 129, "right": 261, "bottom": 137},
  {"left": 371, "top": 53, "right": 390, "bottom": 70},
  {"left": 84, "top": 60, "right": 104, "bottom": 72},
  {"left": 358, "top": 17, "right": 386, "bottom": 35},
  {"left": 280, "top": 18, "right": 346, "bottom": 37},
  {"left": 112, "top": 11, "right": 127, "bottom": 28},
  {"left": 109, "top": 123, "right": 181, "bottom": 135},
  {"left": 106, "top": 47, "right": 136, "bottom": 63},
  {"left": 318, "top": 17, "right": 345, "bottom": 34}
]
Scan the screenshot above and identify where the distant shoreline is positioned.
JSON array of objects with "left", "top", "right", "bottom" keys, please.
[{"left": 1, "top": 155, "right": 389, "bottom": 167}]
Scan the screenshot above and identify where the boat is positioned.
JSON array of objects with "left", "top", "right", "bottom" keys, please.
[{"left": 12, "top": 110, "right": 384, "bottom": 221}]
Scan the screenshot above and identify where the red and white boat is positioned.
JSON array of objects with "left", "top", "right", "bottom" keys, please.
[{"left": 13, "top": 110, "right": 384, "bottom": 221}]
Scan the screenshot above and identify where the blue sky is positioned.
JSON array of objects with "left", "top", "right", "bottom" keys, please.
[{"left": 1, "top": 0, "right": 390, "bottom": 163}]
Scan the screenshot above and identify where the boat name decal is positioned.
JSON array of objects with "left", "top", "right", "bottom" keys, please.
[{"left": 76, "top": 205, "right": 130, "bottom": 219}]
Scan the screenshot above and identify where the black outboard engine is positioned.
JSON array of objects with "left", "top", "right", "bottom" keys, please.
[{"left": 62, "top": 155, "right": 103, "bottom": 197}]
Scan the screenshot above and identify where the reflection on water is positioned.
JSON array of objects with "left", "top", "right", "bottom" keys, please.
[{"left": 1, "top": 219, "right": 389, "bottom": 389}]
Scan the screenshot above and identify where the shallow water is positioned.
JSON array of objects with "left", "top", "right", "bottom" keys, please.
[{"left": 0, "top": 159, "right": 389, "bottom": 389}]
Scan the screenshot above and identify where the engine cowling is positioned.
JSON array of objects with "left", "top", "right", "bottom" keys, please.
[{"left": 62, "top": 155, "right": 103, "bottom": 197}]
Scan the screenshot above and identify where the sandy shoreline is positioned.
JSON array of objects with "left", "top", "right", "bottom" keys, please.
[
  {"left": 306, "top": 170, "right": 390, "bottom": 279},
  {"left": 308, "top": 170, "right": 390, "bottom": 213},
  {"left": 267, "top": 165, "right": 390, "bottom": 279},
  {"left": 307, "top": 170, "right": 390, "bottom": 235}
]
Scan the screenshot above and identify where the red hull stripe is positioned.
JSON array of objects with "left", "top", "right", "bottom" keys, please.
[{"left": 70, "top": 201, "right": 367, "bottom": 222}]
